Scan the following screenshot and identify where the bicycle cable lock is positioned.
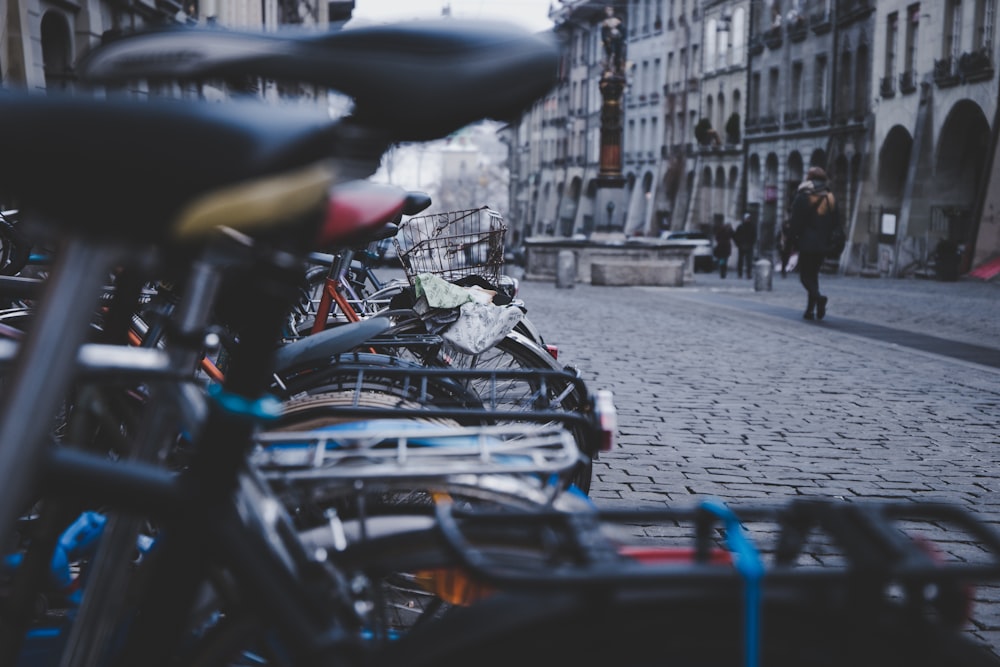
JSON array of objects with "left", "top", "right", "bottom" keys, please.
[{"left": 700, "top": 499, "right": 764, "bottom": 667}]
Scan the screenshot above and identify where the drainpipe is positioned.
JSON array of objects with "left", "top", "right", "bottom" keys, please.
[
  {"left": 894, "top": 78, "right": 932, "bottom": 277},
  {"left": 741, "top": 0, "right": 755, "bottom": 237}
]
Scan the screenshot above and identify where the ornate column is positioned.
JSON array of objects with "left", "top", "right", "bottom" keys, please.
[
  {"left": 598, "top": 70, "right": 626, "bottom": 186},
  {"left": 593, "top": 5, "right": 627, "bottom": 234}
]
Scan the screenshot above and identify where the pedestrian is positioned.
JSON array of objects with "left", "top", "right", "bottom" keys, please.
[
  {"left": 713, "top": 222, "right": 734, "bottom": 279},
  {"left": 788, "top": 166, "right": 838, "bottom": 320},
  {"left": 733, "top": 213, "right": 756, "bottom": 279},
  {"left": 777, "top": 217, "right": 795, "bottom": 278}
]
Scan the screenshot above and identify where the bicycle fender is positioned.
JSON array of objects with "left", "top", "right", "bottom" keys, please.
[{"left": 273, "top": 316, "right": 392, "bottom": 376}]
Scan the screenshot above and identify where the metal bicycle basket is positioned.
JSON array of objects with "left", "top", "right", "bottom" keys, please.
[{"left": 393, "top": 206, "right": 506, "bottom": 286}]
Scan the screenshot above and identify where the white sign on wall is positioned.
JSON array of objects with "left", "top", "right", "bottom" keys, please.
[{"left": 881, "top": 212, "right": 897, "bottom": 236}]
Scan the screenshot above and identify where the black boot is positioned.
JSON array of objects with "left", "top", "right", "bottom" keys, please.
[
  {"left": 803, "top": 295, "right": 816, "bottom": 320},
  {"left": 816, "top": 295, "right": 828, "bottom": 321}
]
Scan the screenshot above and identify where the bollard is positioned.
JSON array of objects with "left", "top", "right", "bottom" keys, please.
[
  {"left": 753, "top": 258, "right": 772, "bottom": 292},
  {"left": 556, "top": 249, "right": 576, "bottom": 288}
]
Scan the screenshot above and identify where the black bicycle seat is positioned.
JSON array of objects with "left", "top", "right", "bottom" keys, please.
[
  {"left": 0, "top": 93, "right": 343, "bottom": 243},
  {"left": 404, "top": 192, "right": 433, "bottom": 216},
  {"left": 77, "top": 20, "right": 559, "bottom": 142}
]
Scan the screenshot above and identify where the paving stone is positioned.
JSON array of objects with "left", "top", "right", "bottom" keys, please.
[{"left": 517, "top": 271, "right": 1000, "bottom": 655}]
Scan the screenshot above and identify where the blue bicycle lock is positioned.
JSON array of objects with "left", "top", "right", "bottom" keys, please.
[{"left": 700, "top": 499, "right": 764, "bottom": 667}]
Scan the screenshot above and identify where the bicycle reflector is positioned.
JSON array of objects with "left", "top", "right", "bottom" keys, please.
[
  {"left": 544, "top": 344, "right": 559, "bottom": 360},
  {"left": 593, "top": 389, "right": 617, "bottom": 452}
]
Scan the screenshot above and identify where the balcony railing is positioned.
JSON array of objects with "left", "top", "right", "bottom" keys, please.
[
  {"left": 763, "top": 26, "right": 783, "bottom": 50},
  {"left": 805, "top": 107, "right": 829, "bottom": 126},
  {"left": 839, "top": 0, "right": 874, "bottom": 24},
  {"left": 959, "top": 48, "right": 995, "bottom": 82},
  {"left": 783, "top": 110, "right": 803, "bottom": 128},
  {"left": 687, "top": 77, "right": 700, "bottom": 92},
  {"left": 880, "top": 76, "right": 895, "bottom": 98},
  {"left": 933, "top": 57, "right": 960, "bottom": 87},
  {"left": 788, "top": 19, "right": 808, "bottom": 43},
  {"left": 810, "top": 11, "right": 832, "bottom": 34},
  {"left": 899, "top": 70, "right": 917, "bottom": 94},
  {"left": 748, "top": 34, "right": 764, "bottom": 56},
  {"left": 759, "top": 114, "right": 780, "bottom": 131}
]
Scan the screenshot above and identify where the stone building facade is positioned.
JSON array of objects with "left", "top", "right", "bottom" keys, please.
[
  {"left": 745, "top": 0, "right": 875, "bottom": 263},
  {"left": 2, "top": 0, "right": 349, "bottom": 92},
  {"left": 510, "top": 0, "right": 1000, "bottom": 279},
  {"left": 871, "top": 0, "right": 1000, "bottom": 277}
]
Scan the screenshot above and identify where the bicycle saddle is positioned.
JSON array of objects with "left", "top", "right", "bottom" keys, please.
[
  {"left": 318, "top": 180, "right": 408, "bottom": 248},
  {"left": 0, "top": 94, "right": 343, "bottom": 243},
  {"left": 77, "top": 20, "right": 559, "bottom": 142},
  {"left": 404, "top": 192, "right": 433, "bottom": 216}
]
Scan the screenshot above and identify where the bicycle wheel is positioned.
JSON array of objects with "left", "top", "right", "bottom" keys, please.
[{"left": 374, "top": 321, "right": 595, "bottom": 494}]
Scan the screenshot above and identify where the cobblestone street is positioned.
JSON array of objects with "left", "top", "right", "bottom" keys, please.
[{"left": 516, "top": 269, "right": 1000, "bottom": 653}]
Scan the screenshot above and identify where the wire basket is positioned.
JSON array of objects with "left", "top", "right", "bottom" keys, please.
[{"left": 393, "top": 207, "right": 506, "bottom": 286}]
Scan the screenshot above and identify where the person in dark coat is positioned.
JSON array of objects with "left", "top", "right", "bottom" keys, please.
[
  {"left": 713, "top": 222, "right": 734, "bottom": 279},
  {"left": 733, "top": 213, "right": 756, "bottom": 279},
  {"left": 777, "top": 217, "right": 795, "bottom": 278},
  {"left": 788, "top": 166, "right": 837, "bottom": 320}
]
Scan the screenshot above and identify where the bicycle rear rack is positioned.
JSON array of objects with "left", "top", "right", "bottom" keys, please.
[{"left": 253, "top": 422, "right": 579, "bottom": 481}]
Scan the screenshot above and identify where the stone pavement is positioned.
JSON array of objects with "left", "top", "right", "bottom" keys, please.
[{"left": 515, "top": 268, "right": 1000, "bottom": 653}]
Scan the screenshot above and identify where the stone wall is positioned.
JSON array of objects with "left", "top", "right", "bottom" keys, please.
[{"left": 524, "top": 239, "right": 695, "bottom": 284}]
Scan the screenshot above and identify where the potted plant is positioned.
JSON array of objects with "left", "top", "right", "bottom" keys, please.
[{"left": 694, "top": 118, "right": 713, "bottom": 145}]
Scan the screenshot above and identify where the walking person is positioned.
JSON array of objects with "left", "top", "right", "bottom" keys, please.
[
  {"left": 789, "top": 167, "right": 838, "bottom": 320},
  {"left": 713, "top": 222, "right": 734, "bottom": 279},
  {"left": 734, "top": 213, "right": 756, "bottom": 279},
  {"left": 777, "top": 217, "right": 795, "bottom": 278}
]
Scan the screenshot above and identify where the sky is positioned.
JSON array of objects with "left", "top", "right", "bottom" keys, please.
[{"left": 350, "top": 0, "right": 555, "bottom": 33}]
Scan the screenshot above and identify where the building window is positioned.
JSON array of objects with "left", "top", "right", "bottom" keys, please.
[
  {"left": 944, "top": 0, "right": 963, "bottom": 65},
  {"left": 768, "top": 68, "right": 779, "bottom": 117},
  {"left": 905, "top": 4, "right": 920, "bottom": 74},
  {"left": 750, "top": 72, "right": 761, "bottom": 121},
  {"left": 855, "top": 45, "right": 869, "bottom": 116},
  {"left": 705, "top": 19, "right": 718, "bottom": 71},
  {"left": 839, "top": 51, "right": 852, "bottom": 116},
  {"left": 814, "top": 54, "right": 828, "bottom": 111},
  {"left": 791, "top": 61, "right": 803, "bottom": 113},
  {"left": 732, "top": 8, "right": 746, "bottom": 65},
  {"left": 886, "top": 12, "right": 899, "bottom": 79},
  {"left": 976, "top": 0, "right": 996, "bottom": 50}
]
